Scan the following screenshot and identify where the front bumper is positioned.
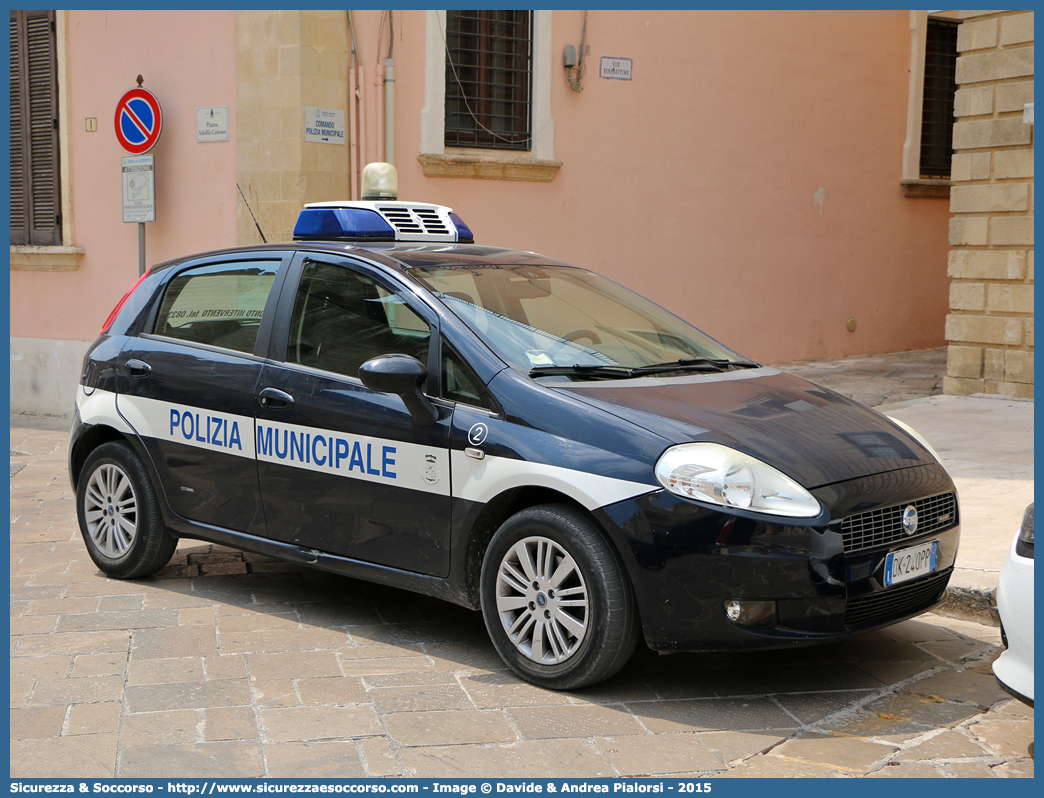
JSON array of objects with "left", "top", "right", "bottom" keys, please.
[
  {"left": 994, "top": 531, "right": 1034, "bottom": 706},
  {"left": 595, "top": 463, "right": 959, "bottom": 651}
]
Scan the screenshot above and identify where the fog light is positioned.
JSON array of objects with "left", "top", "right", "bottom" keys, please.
[{"left": 724, "top": 599, "right": 777, "bottom": 627}]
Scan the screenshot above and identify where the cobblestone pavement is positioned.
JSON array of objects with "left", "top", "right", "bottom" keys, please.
[{"left": 10, "top": 423, "right": 1033, "bottom": 779}]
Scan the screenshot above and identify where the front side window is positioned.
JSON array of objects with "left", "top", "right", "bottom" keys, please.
[
  {"left": 153, "top": 260, "right": 280, "bottom": 354},
  {"left": 444, "top": 10, "right": 532, "bottom": 150},
  {"left": 10, "top": 9, "right": 60, "bottom": 245},
  {"left": 443, "top": 341, "right": 493, "bottom": 409},
  {"left": 287, "top": 261, "right": 430, "bottom": 379}
]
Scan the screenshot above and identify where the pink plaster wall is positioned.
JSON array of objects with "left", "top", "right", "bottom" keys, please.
[
  {"left": 10, "top": 10, "right": 238, "bottom": 342},
  {"left": 390, "top": 9, "right": 952, "bottom": 364},
  {"left": 12, "top": 9, "right": 952, "bottom": 365}
]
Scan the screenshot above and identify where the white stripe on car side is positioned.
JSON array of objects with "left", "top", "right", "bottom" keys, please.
[
  {"left": 115, "top": 392, "right": 256, "bottom": 460},
  {"left": 450, "top": 450, "right": 657, "bottom": 511},
  {"left": 77, "top": 386, "right": 134, "bottom": 434},
  {"left": 254, "top": 416, "right": 450, "bottom": 496},
  {"left": 82, "top": 389, "right": 659, "bottom": 510}
]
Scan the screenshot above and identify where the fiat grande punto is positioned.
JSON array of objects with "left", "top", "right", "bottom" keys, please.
[{"left": 70, "top": 165, "right": 960, "bottom": 688}]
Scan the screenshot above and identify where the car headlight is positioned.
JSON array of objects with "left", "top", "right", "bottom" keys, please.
[
  {"left": 1019, "top": 503, "right": 1034, "bottom": 546},
  {"left": 654, "top": 442, "right": 821, "bottom": 518},
  {"left": 1017, "top": 503, "right": 1034, "bottom": 558}
]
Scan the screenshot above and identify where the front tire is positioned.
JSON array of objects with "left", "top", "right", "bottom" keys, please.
[
  {"left": 76, "top": 441, "right": 177, "bottom": 579},
  {"left": 480, "top": 504, "right": 639, "bottom": 689}
]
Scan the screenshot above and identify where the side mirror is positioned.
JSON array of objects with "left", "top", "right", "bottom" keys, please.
[{"left": 358, "top": 354, "right": 438, "bottom": 426}]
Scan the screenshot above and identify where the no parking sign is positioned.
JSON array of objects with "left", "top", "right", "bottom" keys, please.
[{"left": 115, "top": 86, "right": 163, "bottom": 154}]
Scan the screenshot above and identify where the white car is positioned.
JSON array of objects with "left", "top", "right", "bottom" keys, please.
[{"left": 993, "top": 503, "right": 1034, "bottom": 706}]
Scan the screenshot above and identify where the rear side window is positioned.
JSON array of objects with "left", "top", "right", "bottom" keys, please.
[
  {"left": 153, "top": 260, "right": 280, "bottom": 354},
  {"left": 287, "top": 260, "right": 431, "bottom": 379}
]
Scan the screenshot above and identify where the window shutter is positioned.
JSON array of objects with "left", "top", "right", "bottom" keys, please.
[
  {"left": 10, "top": 10, "right": 60, "bottom": 246},
  {"left": 10, "top": 13, "right": 28, "bottom": 244}
]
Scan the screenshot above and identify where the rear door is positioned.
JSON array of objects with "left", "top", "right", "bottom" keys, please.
[
  {"left": 116, "top": 253, "right": 289, "bottom": 535},
  {"left": 255, "top": 254, "right": 454, "bottom": 576}
]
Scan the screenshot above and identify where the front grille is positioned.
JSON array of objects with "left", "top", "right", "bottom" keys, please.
[
  {"left": 840, "top": 492, "right": 957, "bottom": 554},
  {"left": 845, "top": 568, "right": 952, "bottom": 628},
  {"left": 378, "top": 205, "right": 451, "bottom": 238}
]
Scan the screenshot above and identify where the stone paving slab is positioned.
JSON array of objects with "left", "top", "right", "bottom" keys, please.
[{"left": 7, "top": 404, "right": 1034, "bottom": 779}]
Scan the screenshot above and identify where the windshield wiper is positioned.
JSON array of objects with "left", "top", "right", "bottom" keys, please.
[
  {"left": 528, "top": 365, "right": 636, "bottom": 379},
  {"left": 530, "top": 358, "right": 761, "bottom": 380},
  {"left": 630, "top": 358, "right": 761, "bottom": 375}
]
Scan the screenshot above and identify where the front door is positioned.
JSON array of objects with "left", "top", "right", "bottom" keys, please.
[{"left": 255, "top": 255, "right": 453, "bottom": 576}]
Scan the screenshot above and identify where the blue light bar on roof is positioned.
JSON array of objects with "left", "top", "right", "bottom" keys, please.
[
  {"left": 294, "top": 200, "right": 475, "bottom": 243},
  {"left": 449, "top": 213, "right": 474, "bottom": 243},
  {"left": 293, "top": 207, "right": 395, "bottom": 240}
]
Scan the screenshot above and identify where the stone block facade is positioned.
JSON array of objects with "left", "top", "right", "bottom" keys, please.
[
  {"left": 945, "top": 10, "right": 1034, "bottom": 398},
  {"left": 236, "top": 11, "right": 350, "bottom": 245}
]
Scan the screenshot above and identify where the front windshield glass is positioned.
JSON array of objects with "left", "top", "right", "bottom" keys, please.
[{"left": 412, "top": 264, "right": 743, "bottom": 375}]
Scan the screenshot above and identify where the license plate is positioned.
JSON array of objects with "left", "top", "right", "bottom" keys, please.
[{"left": 884, "top": 540, "right": 939, "bottom": 586}]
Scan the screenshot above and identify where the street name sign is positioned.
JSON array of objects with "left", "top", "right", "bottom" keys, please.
[{"left": 197, "top": 106, "right": 229, "bottom": 142}]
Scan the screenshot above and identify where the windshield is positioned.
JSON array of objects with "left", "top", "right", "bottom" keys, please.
[{"left": 412, "top": 264, "right": 746, "bottom": 377}]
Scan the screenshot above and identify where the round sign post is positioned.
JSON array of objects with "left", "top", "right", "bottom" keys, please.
[{"left": 115, "top": 81, "right": 162, "bottom": 275}]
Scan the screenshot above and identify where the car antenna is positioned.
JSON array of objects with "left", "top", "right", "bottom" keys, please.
[{"left": 236, "top": 183, "right": 268, "bottom": 244}]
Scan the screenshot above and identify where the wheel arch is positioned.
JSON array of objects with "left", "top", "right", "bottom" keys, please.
[
  {"left": 70, "top": 425, "right": 129, "bottom": 492},
  {"left": 458, "top": 485, "right": 632, "bottom": 610},
  {"left": 70, "top": 425, "right": 167, "bottom": 515}
]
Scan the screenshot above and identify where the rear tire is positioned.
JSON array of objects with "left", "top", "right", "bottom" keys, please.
[
  {"left": 480, "top": 504, "right": 639, "bottom": 689},
  {"left": 76, "top": 441, "right": 177, "bottom": 579}
]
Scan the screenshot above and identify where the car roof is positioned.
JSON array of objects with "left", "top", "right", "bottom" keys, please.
[{"left": 148, "top": 241, "right": 578, "bottom": 277}]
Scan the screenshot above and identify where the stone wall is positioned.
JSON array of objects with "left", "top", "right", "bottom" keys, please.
[
  {"left": 236, "top": 11, "right": 350, "bottom": 245},
  {"left": 945, "top": 10, "right": 1034, "bottom": 398}
]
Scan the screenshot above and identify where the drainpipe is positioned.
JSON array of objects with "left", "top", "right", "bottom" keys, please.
[
  {"left": 347, "top": 11, "right": 360, "bottom": 199},
  {"left": 356, "top": 65, "right": 367, "bottom": 192},
  {"left": 384, "top": 58, "right": 395, "bottom": 166},
  {"left": 349, "top": 62, "right": 358, "bottom": 199},
  {"left": 375, "top": 60, "right": 385, "bottom": 163}
]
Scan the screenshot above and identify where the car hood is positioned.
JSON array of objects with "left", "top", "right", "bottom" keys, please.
[{"left": 555, "top": 367, "right": 936, "bottom": 489}]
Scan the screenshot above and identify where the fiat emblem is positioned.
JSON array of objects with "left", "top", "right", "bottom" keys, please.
[{"left": 902, "top": 505, "right": 919, "bottom": 535}]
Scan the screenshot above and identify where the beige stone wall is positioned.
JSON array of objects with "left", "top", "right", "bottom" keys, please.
[
  {"left": 236, "top": 11, "right": 350, "bottom": 245},
  {"left": 946, "top": 10, "right": 1034, "bottom": 398}
]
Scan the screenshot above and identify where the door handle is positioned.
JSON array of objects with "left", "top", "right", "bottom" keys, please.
[
  {"left": 258, "top": 387, "right": 294, "bottom": 409},
  {"left": 125, "top": 359, "right": 152, "bottom": 378}
]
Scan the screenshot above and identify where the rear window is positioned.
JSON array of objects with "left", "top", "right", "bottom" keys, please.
[{"left": 153, "top": 260, "right": 280, "bottom": 354}]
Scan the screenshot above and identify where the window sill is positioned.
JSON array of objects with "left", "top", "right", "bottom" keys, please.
[
  {"left": 901, "top": 179, "right": 951, "bottom": 199},
  {"left": 10, "top": 245, "right": 85, "bottom": 272},
  {"left": 418, "top": 152, "right": 562, "bottom": 182}
]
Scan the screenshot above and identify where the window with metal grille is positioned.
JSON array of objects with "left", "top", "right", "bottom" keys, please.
[
  {"left": 919, "top": 18, "right": 959, "bottom": 180},
  {"left": 444, "top": 10, "right": 531, "bottom": 151},
  {"left": 10, "top": 9, "right": 61, "bottom": 246}
]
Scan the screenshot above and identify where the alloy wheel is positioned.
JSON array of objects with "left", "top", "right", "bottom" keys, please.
[
  {"left": 83, "top": 463, "right": 138, "bottom": 558},
  {"left": 494, "top": 536, "right": 589, "bottom": 664}
]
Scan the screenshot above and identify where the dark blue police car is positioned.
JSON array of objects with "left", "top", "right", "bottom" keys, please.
[{"left": 71, "top": 164, "right": 960, "bottom": 689}]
